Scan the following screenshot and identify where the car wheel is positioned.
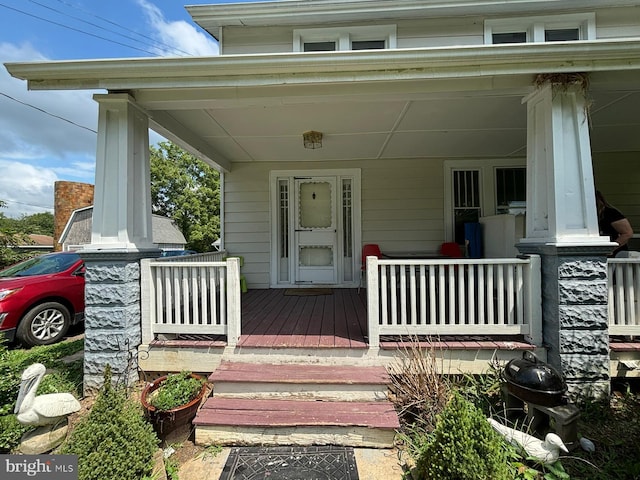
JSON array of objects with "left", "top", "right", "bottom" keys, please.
[{"left": 16, "top": 302, "right": 71, "bottom": 347}]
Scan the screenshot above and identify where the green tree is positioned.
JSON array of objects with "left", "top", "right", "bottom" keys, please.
[
  {"left": 149, "top": 141, "right": 220, "bottom": 252},
  {"left": 0, "top": 201, "right": 31, "bottom": 268},
  {"left": 18, "top": 212, "right": 54, "bottom": 236}
]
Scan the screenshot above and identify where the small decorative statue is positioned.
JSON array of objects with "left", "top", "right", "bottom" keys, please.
[
  {"left": 15, "top": 363, "right": 81, "bottom": 426},
  {"left": 14, "top": 363, "right": 82, "bottom": 454},
  {"left": 487, "top": 417, "right": 568, "bottom": 464}
]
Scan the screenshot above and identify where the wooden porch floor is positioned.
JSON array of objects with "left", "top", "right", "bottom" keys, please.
[
  {"left": 238, "top": 288, "right": 368, "bottom": 348},
  {"left": 150, "top": 288, "right": 537, "bottom": 352}
]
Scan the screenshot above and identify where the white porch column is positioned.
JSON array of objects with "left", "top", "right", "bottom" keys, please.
[
  {"left": 521, "top": 82, "right": 607, "bottom": 247},
  {"left": 89, "top": 93, "right": 155, "bottom": 251},
  {"left": 518, "top": 79, "right": 611, "bottom": 401},
  {"left": 80, "top": 93, "right": 159, "bottom": 393}
]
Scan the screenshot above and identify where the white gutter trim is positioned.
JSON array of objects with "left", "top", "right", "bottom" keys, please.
[
  {"left": 6, "top": 39, "right": 640, "bottom": 90},
  {"left": 186, "top": 0, "right": 640, "bottom": 28}
]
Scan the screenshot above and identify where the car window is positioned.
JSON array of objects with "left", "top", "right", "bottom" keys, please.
[{"left": 0, "top": 254, "right": 80, "bottom": 277}]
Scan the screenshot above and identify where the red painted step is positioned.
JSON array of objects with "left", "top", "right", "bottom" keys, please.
[
  {"left": 209, "top": 362, "right": 390, "bottom": 385},
  {"left": 194, "top": 397, "right": 400, "bottom": 429}
]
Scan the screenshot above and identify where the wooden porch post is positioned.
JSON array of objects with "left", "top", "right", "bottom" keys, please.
[
  {"left": 226, "top": 256, "right": 242, "bottom": 347},
  {"left": 79, "top": 93, "right": 160, "bottom": 394},
  {"left": 90, "top": 93, "right": 155, "bottom": 251},
  {"left": 366, "top": 256, "right": 380, "bottom": 349},
  {"left": 518, "top": 77, "right": 612, "bottom": 401}
]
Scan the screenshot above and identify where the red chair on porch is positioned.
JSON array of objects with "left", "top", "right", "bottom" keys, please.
[
  {"left": 439, "top": 242, "right": 464, "bottom": 258},
  {"left": 360, "top": 244, "right": 386, "bottom": 292}
]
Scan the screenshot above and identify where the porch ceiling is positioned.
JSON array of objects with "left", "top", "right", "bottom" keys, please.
[
  {"left": 7, "top": 42, "right": 640, "bottom": 171},
  {"left": 142, "top": 70, "right": 640, "bottom": 169}
]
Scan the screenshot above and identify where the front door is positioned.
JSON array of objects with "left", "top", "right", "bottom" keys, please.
[{"left": 294, "top": 177, "right": 337, "bottom": 284}]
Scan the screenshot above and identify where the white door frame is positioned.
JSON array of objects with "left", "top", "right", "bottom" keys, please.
[{"left": 270, "top": 168, "right": 361, "bottom": 288}]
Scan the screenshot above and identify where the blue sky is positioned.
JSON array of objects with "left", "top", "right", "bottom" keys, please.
[{"left": 0, "top": 0, "right": 251, "bottom": 218}]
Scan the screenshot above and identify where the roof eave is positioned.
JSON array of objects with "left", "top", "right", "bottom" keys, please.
[
  {"left": 6, "top": 40, "right": 640, "bottom": 91},
  {"left": 186, "top": 0, "right": 640, "bottom": 29}
]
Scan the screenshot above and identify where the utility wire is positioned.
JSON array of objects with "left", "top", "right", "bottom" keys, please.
[
  {"left": 3, "top": 199, "right": 53, "bottom": 210},
  {"left": 29, "top": 0, "right": 193, "bottom": 57},
  {"left": 52, "top": 0, "right": 194, "bottom": 56},
  {"left": 0, "top": 2, "right": 160, "bottom": 56},
  {"left": 0, "top": 92, "right": 97, "bottom": 134}
]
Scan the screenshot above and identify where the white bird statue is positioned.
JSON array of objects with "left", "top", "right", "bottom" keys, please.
[
  {"left": 487, "top": 417, "right": 568, "bottom": 464},
  {"left": 14, "top": 363, "right": 81, "bottom": 427}
]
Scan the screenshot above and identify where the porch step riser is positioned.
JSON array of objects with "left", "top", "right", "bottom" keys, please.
[
  {"left": 195, "top": 425, "right": 396, "bottom": 448},
  {"left": 213, "top": 383, "right": 388, "bottom": 402},
  {"left": 194, "top": 397, "right": 399, "bottom": 449},
  {"left": 209, "top": 362, "right": 391, "bottom": 402}
]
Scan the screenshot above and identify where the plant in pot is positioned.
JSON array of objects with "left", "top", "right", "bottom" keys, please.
[{"left": 141, "top": 371, "right": 208, "bottom": 443}]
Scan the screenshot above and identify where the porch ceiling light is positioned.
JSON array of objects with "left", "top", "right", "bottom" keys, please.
[{"left": 303, "top": 130, "right": 323, "bottom": 149}]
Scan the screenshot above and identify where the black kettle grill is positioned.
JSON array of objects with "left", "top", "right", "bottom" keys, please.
[{"left": 502, "top": 351, "right": 567, "bottom": 407}]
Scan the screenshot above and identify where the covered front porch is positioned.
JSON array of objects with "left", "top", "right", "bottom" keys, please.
[{"left": 137, "top": 251, "right": 640, "bottom": 379}]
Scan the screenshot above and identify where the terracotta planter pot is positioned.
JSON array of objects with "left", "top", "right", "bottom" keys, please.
[{"left": 141, "top": 373, "right": 207, "bottom": 443}]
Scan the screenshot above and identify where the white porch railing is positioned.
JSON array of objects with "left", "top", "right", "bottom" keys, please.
[
  {"left": 608, "top": 257, "right": 640, "bottom": 335},
  {"left": 366, "top": 255, "right": 542, "bottom": 347},
  {"left": 140, "top": 252, "right": 242, "bottom": 347}
]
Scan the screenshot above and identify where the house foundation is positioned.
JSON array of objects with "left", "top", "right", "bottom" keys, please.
[
  {"left": 80, "top": 251, "right": 159, "bottom": 395},
  {"left": 518, "top": 244, "right": 611, "bottom": 401}
]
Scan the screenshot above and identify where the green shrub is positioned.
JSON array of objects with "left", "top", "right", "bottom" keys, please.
[
  {"left": 148, "top": 372, "right": 205, "bottom": 411},
  {"left": 416, "top": 391, "right": 512, "bottom": 480},
  {"left": 0, "top": 414, "right": 31, "bottom": 453},
  {"left": 61, "top": 366, "right": 158, "bottom": 480}
]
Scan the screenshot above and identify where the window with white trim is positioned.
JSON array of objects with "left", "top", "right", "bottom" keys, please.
[
  {"left": 445, "top": 160, "right": 526, "bottom": 244},
  {"left": 485, "top": 13, "right": 595, "bottom": 45},
  {"left": 294, "top": 25, "right": 397, "bottom": 52}
]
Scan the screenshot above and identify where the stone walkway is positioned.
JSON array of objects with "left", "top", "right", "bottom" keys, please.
[{"left": 178, "top": 447, "right": 405, "bottom": 480}]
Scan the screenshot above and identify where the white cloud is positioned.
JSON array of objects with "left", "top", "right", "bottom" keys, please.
[
  {"left": 0, "top": 160, "right": 57, "bottom": 218},
  {"left": 1, "top": 42, "right": 98, "bottom": 217},
  {"left": 137, "top": 0, "right": 219, "bottom": 57}
]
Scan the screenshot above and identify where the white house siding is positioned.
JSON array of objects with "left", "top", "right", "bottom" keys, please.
[
  {"left": 221, "top": 26, "right": 292, "bottom": 54},
  {"left": 225, "top": 158, "right": 445, "bottom": 289},
  {"left": 396, "top": 17, "right": 484, "bottom": 48},
  {"left": 218, "top": 7, "right": 640, "bottom": 55},
  {"left": 595, "top": 8, "right": 640, "bottom": 39}
]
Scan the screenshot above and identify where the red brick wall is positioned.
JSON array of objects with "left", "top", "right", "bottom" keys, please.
[{"left": 54, "top": 181, "right": 94, "bottom": 251}]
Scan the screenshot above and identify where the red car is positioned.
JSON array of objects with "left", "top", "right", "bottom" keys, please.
[{"left": 0, "top": 252, "right": 85, "bottom": 347}]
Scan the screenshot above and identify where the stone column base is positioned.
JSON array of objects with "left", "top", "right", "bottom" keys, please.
[
  {"left": 79, "top": 249, "right": 160, "bottom": 395},
  {"left": 517, "top": 243, "right": 611, "bottom": 402}
]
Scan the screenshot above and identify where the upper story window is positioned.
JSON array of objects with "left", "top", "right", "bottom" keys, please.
[
  {"left": 294, "top": 25, "right": 396, "bottom": 52},
  {"left": 485, "top": 13, "right": 595, "bottom": 45}
]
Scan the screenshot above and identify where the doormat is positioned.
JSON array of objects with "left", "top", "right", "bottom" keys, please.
[
  {"left": 284, "top": 288, "right": 333, "bottom": 296},
  {"left": 219, "top": 446, "right": 359, "bottom": 480}
]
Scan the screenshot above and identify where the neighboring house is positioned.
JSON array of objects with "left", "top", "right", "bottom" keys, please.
[
  {"left": 14, "top": 234, "right": 54, "bottom": 252},
  {"left": 7, "top": 0, "right": 640, "bottom": 411},
  {"left": 59, "top": 206, "right": 187, "bottom": 252}
]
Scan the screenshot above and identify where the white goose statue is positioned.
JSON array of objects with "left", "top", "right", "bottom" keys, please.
[
  {"left": 14, "top": 363, "right": 81, "bottom": 427},
  {"left": 487, "top": 417, "right": 568, "bottom": 464}
]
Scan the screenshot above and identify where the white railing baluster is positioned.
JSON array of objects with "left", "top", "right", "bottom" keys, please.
[
  {"left": 144, "top": 253, "right": 236, "bottom": 338},
  {"left": 608, "top": 257, "right": 640, "bottom": 335},
  {"left": 515, "top": 264, "right": 524, "bottom": 325},
  {"left": 506, "top": 265, "right": 515, "bottom": 325},
  {"left": 467, "top": 264, "right": 475, "bottom": 325},
  {"left": 419, "top": 265, "right": 426, "bottom": 325},
  {"left": 428, "top": 266, "right": 436, "bottom": 325},
  {"left": 371, "top": 256, "right": 539, "bottom": 341},
  {"left": 478, "top": 264, "right": 485, "bottom": 326}
]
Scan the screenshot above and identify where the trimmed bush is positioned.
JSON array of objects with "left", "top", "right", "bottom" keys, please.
[
  {"left": 61, "top": 367, "right": 158, "bottom": 480},
  {"left": 416, "top": 391, "right": 512, "bottom": 480}
]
